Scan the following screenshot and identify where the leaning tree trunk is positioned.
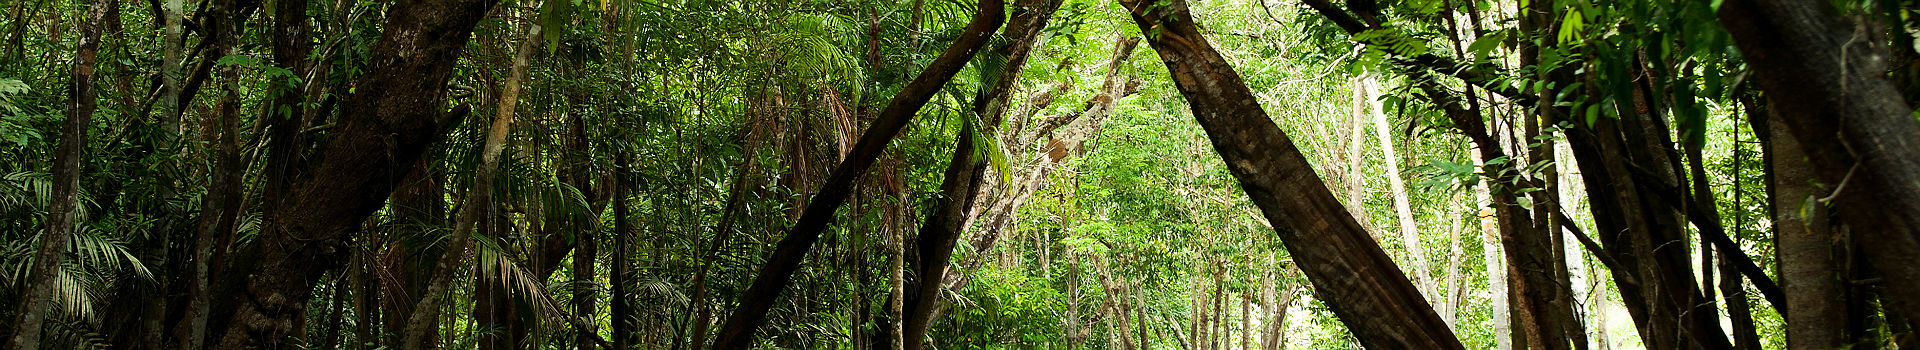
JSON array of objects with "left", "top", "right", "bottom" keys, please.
[
  {"left": 1406, "top": 67, "right": 1576, "bottom": 350},
  {"left": 1718, "top": 0, "right": 1920, "bottom": 333},
  {"left": 401, "top": 20, "right": 539, "bottom": 350},
  {"left": 6, "top": 0, "right": 112, "bottom": 347},
  {"left": 1362, "top": 76, "right": 1431, "bottom": 299},
  {"left": 707, "top": 0, "right": 1003, "bottom": 346},
  {"left": 899, "top": 1, "right": 1062, "bottom": 347},
  {"left": 207, "top": 0, "right": 497, "bottom": 345},
  {"left": 1112, "top": 0, "right": 1461, "bottom": 347}
]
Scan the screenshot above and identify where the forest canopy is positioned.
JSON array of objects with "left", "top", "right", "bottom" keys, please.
[{"left": 2, "top": 0, "right": 1918, "bottom": 348}]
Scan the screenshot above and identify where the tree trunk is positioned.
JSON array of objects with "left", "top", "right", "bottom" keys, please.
[
  {"left": 612, "top": 150, "right": 633, "bottom": 350},
  {"left": 1364, "top": 75, "right": 1430, "bottom": 298},
  {"left": 1409, "top": 67, "right": 1576, "bottom": 350},
  {"left": 1719, "top": 0, "right": 1920, "bottom": 332},
  {"left": 400, "top": 19, "right": 538, "bottom": 350},
  {"left": 1113, "top": 0, "right": 1461, "bottom": 347},
  {"left": 1718, "top": 251, "right": 1761, "bottom": 349},
  {"left": 889, "top": 220, "right": 906, "bottom": 350},
  {"left": 6, "top": 0, "right": 111, "bottom": 346},
  {"left": 1746, "top": 95, "right": 1845, "bottom": 348},
  {"left": 565, "top": 87, "right": 597, "bottom": 350},
  {"left": 1239, "top": 291, "right": 1250, "bottom": 350},
  {"left": 1442, "top": 192, "right": 1465, "bottom": 328},
  {"left": 1479, "top": 176, "right": 1511, "bottom": 350},
  {"left": 178, "top": 23, "right": 247, "bottom": 348},
  {"left": 208, "top": 0, "right": 496, "bottom": 345},
  {"left": 159, "top": 0, "right": 184, "bottom": 135},
  {"left": 708, "top": 0, "right": 1003, "bottom": 345},
  {"left": 899, "top": 2, "right": 1062, "bottom": 346}
]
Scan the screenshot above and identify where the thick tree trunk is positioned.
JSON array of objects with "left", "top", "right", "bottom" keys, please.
[
  {"left": 709, "top": 0, "right": 1003, "bottom": 345},
  {"left": 208, "top": 0, "right": 496, "bottom": 345},
  {"left": 1749, "top": 97, "right": 1847, "bottom": 348},
  {"left": 1559, "top": 89, "right": 1730, "bottom": 349},
  {"left": 1114, "top": 0, "right": 1460, "bottom": 347},
  {"left": 1719, "top": 0, "right": 1920, "bottom": 332},
  {"left": 6, "top": 0, "right": 112, "bottom": 347}
]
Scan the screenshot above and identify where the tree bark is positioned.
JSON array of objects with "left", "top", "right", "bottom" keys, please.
[
  {"left": 612, "top": 150, "right": 633, "bottom": 350},
  {"left": 1719, "top": 0, "right": 1920, "bottom": 332},
  {"left": 1363, "top": 75, "right": 1430, "bottom": 298},
  {"left": 6, "top": 0, "right": 112, "bottom": 347},
  {"left": 1478, "top": 177, "right": 1511, "bottom": 350},
  {"left": 1410, "top": 67, "right": 1579, "bottom": 349},
  {"left": 1718, "top": 251, "right": 1761, "bottom": 349},
  {"left": 400, "top": 20, "right": 538, "bottom": 350},
  {"left": 708, "top": 0, "right": 1003, "bottom": 345},
  {"left": 564, "top": 82, "right": 597, "bottom": 350},
  {"left": 1113, "top": 0, "right": 1461, "bottom": 347},
  {"left": 899, "top": 2, "right": 1063, "bottom": 346},
  {"left": 1746, "top": 96, "right": 1846, "bottom": 348},
  {"left": 208, "top": 0, "right": 496, "bottom": 345}
]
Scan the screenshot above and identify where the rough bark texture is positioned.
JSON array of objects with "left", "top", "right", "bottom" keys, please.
[
  {"left": 208, "top": 0, "right": 497, "bottom": 345},
  {"left": 6, "top": 0, "right": 112, "bottom": 347},
  {"left": 1115, "top": 0, "right": 1461, "bottom": 347},
  {"left": 708, "top": 0, "right": 1003, "bottom": 345},
  {"left": 1719, "top": 0, "right": 1920, "bottom": 333},
  {"left": 1751, "top": 97, "right": 1846, "bottom": 348}
]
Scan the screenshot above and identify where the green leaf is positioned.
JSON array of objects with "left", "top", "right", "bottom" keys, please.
[
  {"left": 1557, "top": 8, "right": 1585, "bottom": 43},
  {"left": 540, "top": 0, "right": 573, "bottom": 55},
  {"left": 1467, "top": 31, "right": 1507, "bottom": 62}
]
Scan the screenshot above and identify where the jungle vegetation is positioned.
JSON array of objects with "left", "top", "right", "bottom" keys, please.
[{"left": 1, "top": 0, "right": 1917, "bottom": 348}]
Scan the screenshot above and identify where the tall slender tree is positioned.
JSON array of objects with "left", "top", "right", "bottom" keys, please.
[{"left": 6, "top": 0, "right": 115, "bottom": 347}]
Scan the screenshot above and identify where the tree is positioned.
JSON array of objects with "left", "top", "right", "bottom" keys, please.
[
  {"left": 708, "top": 0, "right": 1005, "bottom": 346},
  {"left": 1113, "top": 0, "right": 1461, "bottom": 347},
  {"left": 207, "top": 0, "right": 496, "bottom": 346},
  {"left": 1720, "top": 0, "right": 1920, "bottom": 333},
  {"left": 5, "top": 0, "right": 113, "bottom": 347}
]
